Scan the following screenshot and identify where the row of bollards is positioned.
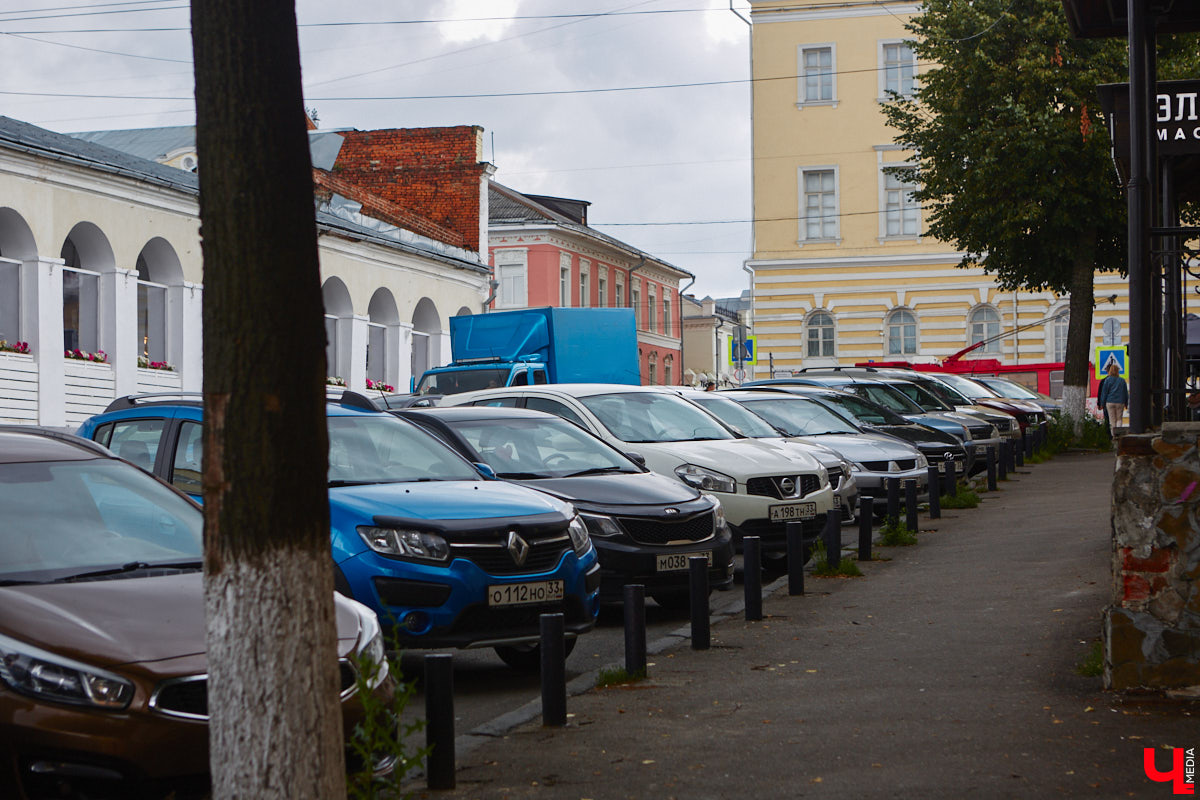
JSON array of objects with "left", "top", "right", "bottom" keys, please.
[{"left": 423, "top": 431, "right": 1056, "bottom": 788}]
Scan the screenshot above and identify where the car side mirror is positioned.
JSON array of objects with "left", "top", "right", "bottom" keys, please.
[
  {"left": 624, "top": 452, "right": 647, "bottom": 468},
  {"left": 473, "top": 462, "right": 498, "bottom": 480}
]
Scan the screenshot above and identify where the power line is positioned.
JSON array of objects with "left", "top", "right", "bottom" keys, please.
[{"left": 0, "top": 30, "right": 189, "bottom": 62}]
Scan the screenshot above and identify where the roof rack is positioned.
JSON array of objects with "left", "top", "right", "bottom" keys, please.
[
  {"left": 103, "top": 392, "right": 203, "bottom": 412},
  {"left": 796, "top": 366, "right": 877, "bottom": 373}
]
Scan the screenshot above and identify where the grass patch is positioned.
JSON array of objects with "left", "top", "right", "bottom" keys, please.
[
  {"left": 596, "top": 665, "right": 646, "bottom": 688},
  {"left": 1076, "top": 640, "right": 1104, "bottom": 678},
  {"left": 878, "top": 516, "right": 918, "bottom": 546},
  {"left": 940, "top": 481, "right": 980, "bottom": 509},
  {"left": 809, "top": 540, "right": 864, "bottom": 577},
  {"left": 1044, "top": 412, "right": 1112, "bottom": 455}
]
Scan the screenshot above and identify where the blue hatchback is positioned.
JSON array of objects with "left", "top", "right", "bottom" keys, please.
[{"left": 77, "top": 391, "right": 601, "bottom": 668}]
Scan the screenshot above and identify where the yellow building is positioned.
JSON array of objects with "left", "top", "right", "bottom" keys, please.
[{"left": 745, "top": 0, "right": 1142, "bottom": 395}]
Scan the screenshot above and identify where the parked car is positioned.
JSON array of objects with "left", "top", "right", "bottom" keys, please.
[
  {"left": 973, "top": 376, "right": 1062, "bottom": 413},
  {"left": 76, "top": 392, "right": 601, "bottom": 669},
  {"left": 394, "top": 406, "right": 734, "bottom": 609},
  {"left": 918, "top": 372, "right": 1048, "bottom": 432},
  {"left": 712, "top": 390, "right": 931, "bottom": 502},
  {"left": 0, "top": 427, "right": 393, "bottom": 800},
  {"left": 755, "top": 385, "right": 972, "bottom": 477},
  {"left": 670, "top": 388, "right": 860, "bottom": 523},
  {"left": 440, "top": 384, "right": 835, "bottom": 557}
]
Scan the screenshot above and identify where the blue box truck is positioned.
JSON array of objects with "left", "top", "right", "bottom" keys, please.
[{"left": 414, "top": 307, "right": 640, "bottom": 396}]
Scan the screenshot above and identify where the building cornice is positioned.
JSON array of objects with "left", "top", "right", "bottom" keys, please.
[
  {"left": 751, "top": 3, "right": 919, "bottom": 24},
  {"left": 747, "top": 251, "right": 968, "bottom": 270}
]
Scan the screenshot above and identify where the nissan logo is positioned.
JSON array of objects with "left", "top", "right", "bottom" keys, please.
[
  {"left": 506, "top": 530, "right": 530, "bottom": 566},
  {"left": 779, "top": 477, "right": 796, "bottom": 496}
]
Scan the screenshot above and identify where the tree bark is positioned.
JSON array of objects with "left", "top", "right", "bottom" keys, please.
[
  {"left": 1062, "top": 231, "right": 1098, "bottom": 429},
  {"left": 192, "top": 1, "right": 344, "bottom": 796}
]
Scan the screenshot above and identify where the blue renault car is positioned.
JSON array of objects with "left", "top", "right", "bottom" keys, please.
[{"left": 77, "top": 391, "right": 601, "bottom": 669}]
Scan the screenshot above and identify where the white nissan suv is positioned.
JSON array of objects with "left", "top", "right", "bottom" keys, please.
[{"left": 441, "top": 384, "right": 835, "bottom": 556}]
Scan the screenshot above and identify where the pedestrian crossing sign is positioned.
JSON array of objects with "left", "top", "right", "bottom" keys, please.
[
  {"left": 1094, "top": 346, "right": 1128, "bottom": 380},
  {"left": 729, "top": 337, "right": 757, "bottom": 365}
]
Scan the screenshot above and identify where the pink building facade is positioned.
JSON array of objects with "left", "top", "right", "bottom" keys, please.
[{"left": 488, "top": 183, "right": 691, "bottom": 385}]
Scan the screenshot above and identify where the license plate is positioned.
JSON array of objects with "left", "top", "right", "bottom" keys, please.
[
  {"left": 769, "top": 501, "right": 817, "bottom": 522},
  {"left": 833, "top": 494, "right": 842, "bottom": 508},
  {"left": 487, "top": 580, "right": 564, "bottom": 607},
  {"left": 656, "top": 552, "right": 712, "bottom": 572},
  {"left": 975, "top": 445, "right": 987, "bottom": 455},
  {"left": 938, "top": 461, "right": 947, "bottom": 473}
]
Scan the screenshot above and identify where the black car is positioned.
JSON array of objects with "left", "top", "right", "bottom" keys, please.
[
  {"left": 395, "top": 406, "right": 735, "bottom": 609},
  {"left": 757, "top": 386, "right": 971, "bottom": 479}
]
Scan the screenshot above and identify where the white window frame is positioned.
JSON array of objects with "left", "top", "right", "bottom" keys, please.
[
  {"left": 797, "top": 43, "right": 837, "bottom": 109},
  {"left": 631, "top": 283, "right": 641, "bottom": 329},
  {"left": 648, "top": 283, "right": 657, "bottom": 332},
  {"left": 798, "top": 165, "right": 841, "bottom": 244},
  {"left": 885, "top": 308, "right": 918, "bottom": 356},
  {"left": 615, "top": 272, "right": 626, "bottom": 308},
  {"left": 559, "top": 252, "right": 572, "bottom": 306},
  {"left": 495, "top": 249, "right": 527, "bottom": 309},
  {"left": 579, "top": 259, "right": 590, "bottom": 307},
  {"left": 879, "top": 164, "right": 921, "bottom": 240},
  {"left": 662, "top": 295, "right": 671, "bottom": 336},
  {"left": 878, "top": 40, "right": 917, "bottom": 101},
  {"left": 62, "top": 266, "right": 100, "bottom": 354},
  {"left": 136, "top": 277, "right": 168, "bottom": 362},
  {"left": 366, "top": 321, "right": 387, "bottom": 382},
  {"left": 806, "top": 310, "right": 836, "bottom": 358},
  {"left": 597, "top": 266, "right": 607, "bottom": 308},
  {"left": 1051, "top": 308, "right": 1070, "bottom": 362},
  {"left": 968, "top": 305, "right": 1001, "bottom": 354}
]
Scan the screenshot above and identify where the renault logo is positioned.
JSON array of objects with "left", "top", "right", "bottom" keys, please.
[
  {"left": 779, "top": 477, "right": 796, "bottom": 497},
  {"left": 506, "top": 531, "right": 530, "bottom": 566}
]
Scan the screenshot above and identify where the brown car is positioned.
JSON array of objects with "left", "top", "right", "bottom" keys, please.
[{"left": 0, "top": 428, "right": 394, "bottom": 799}]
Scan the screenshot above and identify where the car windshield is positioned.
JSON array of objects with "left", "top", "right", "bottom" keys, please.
[
  {"left": 935, "top": 373, "right": 997, "bottom": 400},
  {"left": 0, "top": 458, "right": 202, "bottom": 584},
  {"left": 980, "top": 378, "right": 1039, "bottom": 399},
  {"left": 689, "top": 395, "right": 781, "bottom": 438},
  {"left": 579, "top": 392, "right": 735, "bottom": 443},
  {"left": 415, "top": 368, "right": 509, "bottom": 396},
  {"left": 736, "top": 397, "right": 861, "bottom": 436},
  {"left": 885, "top": 380, "right": 954, "bottom": 412},
  {"left": 851, "top": 383, "right": 925, "bottom": 414},
  {"left": 327, "top": 414, "right": 481, "bottom": 484},
  {"left": 445, "top": 417, "right": 639, "bottom": 479},
  {"left": 816, "top": 394, "right": 907, "bottom": 426}
]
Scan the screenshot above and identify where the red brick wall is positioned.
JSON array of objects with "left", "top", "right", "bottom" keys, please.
[
  {"left": 313, "top": 170, "right": 465, "bottom": 247},
  {"left": 333, "top": 127, "right": 484, "bottom": 252}
]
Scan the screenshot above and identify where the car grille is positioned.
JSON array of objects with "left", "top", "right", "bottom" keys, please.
[
  {"left": 745, "top": 474, "right": 821, "bottom": 500},
  {"left": 451, "top": 535, "right": 570, "bottom": 576},
  {"left": 967, "top": 424, "right": 994, "bottom": 438},
  {"left": 924, "top": 449, "right": 964, "bottom": 465},
  {"left": 152, "top": 662, "right": 358, "bottom": 720},
  {"left": 860, "top": 459, "right": 918, "bottom": 472},
  {"left": 617, "top": 511, "right": 714, "bottom": 545},
  {"left": 826, "top": 467, "right": 844, "bottom": 488},
  {"left": 448, "top": 597, "right": 591, "bottom": 639}
]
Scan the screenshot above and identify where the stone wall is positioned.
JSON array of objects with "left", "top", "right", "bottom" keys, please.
[{"left": 1105, "top": 423, "right": 1200, "bottom": 690}]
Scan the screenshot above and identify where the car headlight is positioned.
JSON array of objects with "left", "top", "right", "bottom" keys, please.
[
  {"left": 579, "top": 513, "right": 623, "bottom": 538},
  {"left": 961, "top": 426, "right": 973, "bottom": 441},
  {"left": 915, "top": 454, "right": 929, "bottom": 469},
  {"left": 0, "top": 633, "right": 133, "bottom": 710},
  {"left": 674, "top": 464, "right": 737, "bottom": 493},
  {"left": 849, "top": 461, "right": 864, "bottom": 473},
  {"left": 701, "top": 493, "right": 726, "bottom": 532},
  {"left": 567, "top": 514, "right": 592, "bottom": 556},
  {"left": 357, "top": 526, "right": 449, "bottom": 561},
  {"left": 989, "top": 426, "right": 1000, "bottom": 439},
  {"left": 351, "top": 606, "right": 389, "bottom": 691}
]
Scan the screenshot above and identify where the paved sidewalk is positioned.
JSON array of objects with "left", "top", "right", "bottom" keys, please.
[{"left": 415, "top": 452, "right": 1199, "bottom": 799}]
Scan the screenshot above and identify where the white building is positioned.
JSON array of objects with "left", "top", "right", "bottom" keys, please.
[{"left": 0, "top": 116, "right": 489, "bottom": 427}]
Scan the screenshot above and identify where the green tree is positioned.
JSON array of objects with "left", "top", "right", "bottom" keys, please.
[
  {"left": 191, "top": 0, "right": 345, "bottom": 795},
  {"left": 884, "top": 0, "right": 1193, "bottom": 423}
]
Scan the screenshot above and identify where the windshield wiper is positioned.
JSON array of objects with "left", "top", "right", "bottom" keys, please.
[
  {"left": 53, "top": 560, "right": 203, "bottom": 583},
  {"left": 563, "top": 466, "right": 629, "bottom": 477},
  {"left": 495, "top": 472, "right": 546, "bottom": 479},
  {"left": 328, "top": 478, "right": 440, "bottom": 487}
]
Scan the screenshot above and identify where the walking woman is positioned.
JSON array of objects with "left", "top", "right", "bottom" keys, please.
[{"left": 1097, "top": 362, "right": 1128, "bottom": 429}]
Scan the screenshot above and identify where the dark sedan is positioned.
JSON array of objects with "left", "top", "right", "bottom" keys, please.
[{"left": 395, "top": 407, "right": 734, "bottom": 609}]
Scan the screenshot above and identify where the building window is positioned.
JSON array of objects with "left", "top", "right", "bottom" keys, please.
[
  {"left": 615, "top": 272, "right": 625, "bottom": 309},
  {"left": 62, "top": 268, "right": 100, "bottom": 354},
  {"left": 807, "top": 310, "right": 835, "bottom": 357},
  {"left": 798, "top": 44, "right": 835, "bottom": 106},
  {"left": 597, "top": 268, "right": 607, "bottom": 308},
  {"left": 324, "top": 315, "right": 338, "bottom": 377},
  {"left": 664, "top": 356, "right": 673, "bottom": 386},
  {"left": 366, "top": 322, "right": 387, "bottom": 382},
  {"left": 800, "top": 167, "right": 839, "bottom": 241},
  {"left": 559, "top": 253, "right": 571, "bottom": 306},
  {"left": 648, "top": 284, "right": 657, "bottom": 331},
  {"left": 882, "top": 169, "right": 920, "bottom": 237},
  {"left": 579, "top": 260, "right": 590, "bottom": 307},
  {"left": 880, "top": 41, "right": 916, "bottom": 99},
  {"left": 886, "top": 309, "right": 918, "bottom": 356},
  {"left": 135, "top": 255, "right": 167, "bottom": 362},
  {"left": 968, "top": 306, "right": 1001, "bottom": 354},
  {"left": 662, "top": 296, "right": 671, "bottom": 336},
  {"left": 1052, "top": 309, "right": 1069, "bottom": 362},
  {"left": 495, "top": 250, "right": 527, "bottom": 309},
  {"left": 648, "top": 352, "right": 658, "bottom": 385},
  {"left": 0, "top": 260, "right": 19, "bottom": 343},
  {"left": 631, "top": 283, "right": 641, "bottom": 328}
]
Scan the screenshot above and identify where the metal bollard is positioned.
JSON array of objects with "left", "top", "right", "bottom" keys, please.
[
  {"left": 926, "top": 466, "right": 941, "bottom": 519},
  {"left": 786, "top": 521, "right": 805, "bottom": 596},
  {"left": 822, "top": 512, "right": 840, "bottom": 568},
  {"left": 539, "top": 613, "right": 567, "bottom": 726},
  {"left": 986, "top": 445, "right": 997, "bottom": 491},
  {"left": 623, "top": 584, "right": 647, "bottom": 676},
  {"left": 998, "top": 441, "right": 1009, "bottom": 480},
  {"left": 857, "top": 496, "right": 873, "bottom": 561},
  {"left": 689, "top": 556, "right": 710, "bottom": 650},
  {"left": 1024, "top": 429, "right": 1035, "bottom": 461},
  {"left": 1015, "top": 431, "right": 1025, "bottom": 467},
  {"left": 743, "top": 536, "right": 762, "bottom": 622},
  {"left": 886, "top": 477, "right": 900, "bottom": 521},
  {"left": 424, "top": 653, "right": 456, "bottom": 790},
  {"left": 904, "top": 478, "right": 919, "bottom": 533},
  {"left": 940, "top": 458, "right": 954, "bottom": 498}
]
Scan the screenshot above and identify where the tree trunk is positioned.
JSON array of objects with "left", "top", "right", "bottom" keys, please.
[
  {"left": 1062, "top": 231, "right": 1098, "bottom": 430},
  {"left": 192, "top": 1, "right": 345, "bottom": 797}
]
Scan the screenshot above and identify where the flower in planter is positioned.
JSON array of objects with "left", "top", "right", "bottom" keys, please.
[
  {"left": 327, "top": 376, "right": 347, "bottom": 387},
  {"left": 0, "top": 340, "right": 31, "bottom": 355},
  {"left": 65, "top": 348, "right": 107, "bottom": 363},
  {"left": 137, "top": 356, "right": 175, "bottom": 371},
  {"left": 365, "top": 379, "right": 395, "bottom": 393}
]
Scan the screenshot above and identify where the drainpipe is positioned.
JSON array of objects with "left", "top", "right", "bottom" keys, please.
[
  {"left": 482, "top": 278, "right": 499, "bottom": 312},
  {"left": 677, "top": 276, "right": 695, "bottom": 385},
  {"left": 742, "top": 263, "right": 755, "bottom": 376}
]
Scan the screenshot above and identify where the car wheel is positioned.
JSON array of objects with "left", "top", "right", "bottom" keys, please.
[{"left": 494, "top": 637, "right": 577, "bottom": 671}]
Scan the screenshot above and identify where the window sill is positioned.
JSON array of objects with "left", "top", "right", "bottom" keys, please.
[
  {"left": 796, "top": 100, "right": 838, "bottom": 110},
  {"left": 795, "top": 237, "right": 842, "bottom": 248},
  {"left": 876, "top": 95, "right": 915, "bottom": 104},
  {"left": 877, "top": 235, "right": 922, "bottom": 244}
]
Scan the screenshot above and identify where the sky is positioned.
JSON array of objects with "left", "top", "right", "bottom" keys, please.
[{"left": 0, "top": 0, "right": 757, "bottom": 300}]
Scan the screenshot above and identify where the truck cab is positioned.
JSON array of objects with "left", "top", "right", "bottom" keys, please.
[{"left": 415, "top": 356, "right": 548, "bottom": 395}]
